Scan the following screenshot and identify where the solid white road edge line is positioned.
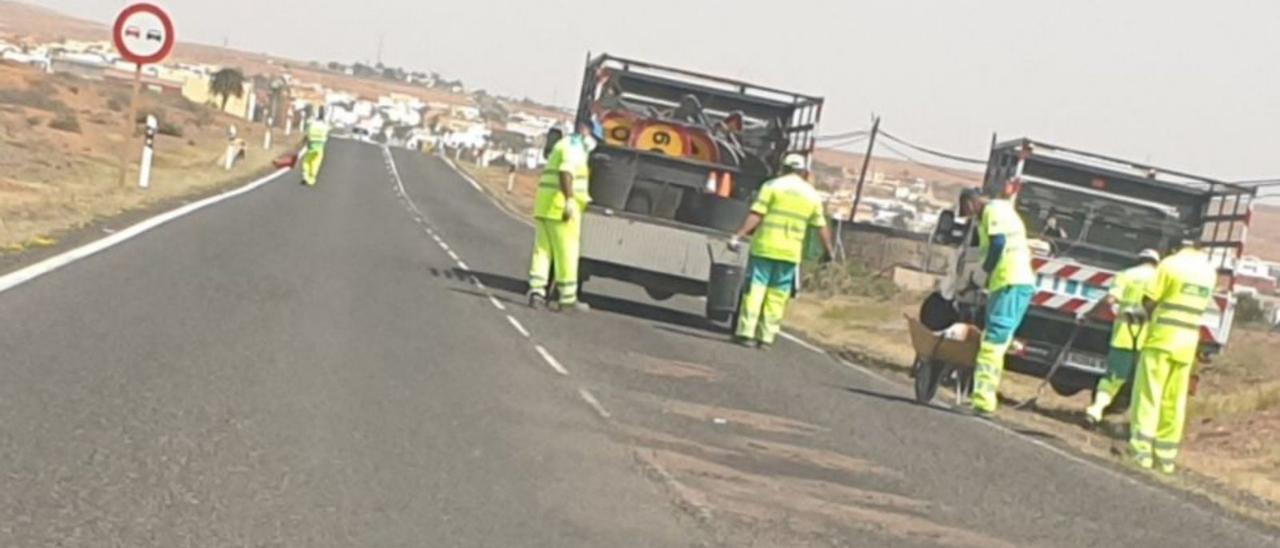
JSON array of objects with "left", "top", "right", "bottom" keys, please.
[
  {"left": 506, "top": 315, "right": 530, "bottom": 338},
  {"left": 0, "top": 168, "right": 289, "bottom": 295},
  {"left": 534, "top": 344, "right": 569, "bottom": 376},
  {"left": 443, "top": 157, "right": 484, "bottom": 192},
  {"left": 578, "top": 388, "right": 612, "bottom": 420}
]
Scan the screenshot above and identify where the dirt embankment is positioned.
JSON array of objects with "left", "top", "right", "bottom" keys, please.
[{"left": 0, "top": 61, "right": 297, "bottom": 255}]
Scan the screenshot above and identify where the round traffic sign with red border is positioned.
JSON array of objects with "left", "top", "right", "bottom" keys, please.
[{"left": 112, "top": 3, "right": 175, "bottom": 65}]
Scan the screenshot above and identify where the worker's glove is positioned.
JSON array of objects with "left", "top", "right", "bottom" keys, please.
[
  {"left": 1073, "top": 310, "right": 1089, "bottom": 325},
  {"left": 727, "top": 235, "right": 743, "bottom": 252},
  {"left": 819, "top": 251, "right": 834, "bottom": 264},
  {"left": 563, "top": 200, "right": 579, "bottom": 222}
]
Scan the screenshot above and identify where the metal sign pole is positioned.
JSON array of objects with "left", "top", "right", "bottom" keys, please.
[{"left": 118, "top": 64, "right": 142, "bottom": 187}]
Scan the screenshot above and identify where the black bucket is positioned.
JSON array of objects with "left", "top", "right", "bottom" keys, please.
[
  {"left": 703, "top": 196, "right": 751, "bottom": 232},
  {"left": 919, "top": 291, "right": 959, "bottom": 331},
  {"left": 588, "top": 153, "right": 635, "bottom": 210},
  {"left": 707, "top": 262, "right": 744, "bottom": 318}
]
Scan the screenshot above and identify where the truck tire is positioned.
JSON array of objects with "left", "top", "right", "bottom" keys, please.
[{"left": 644, "top": 287, "right": 676, "bottom": 301}]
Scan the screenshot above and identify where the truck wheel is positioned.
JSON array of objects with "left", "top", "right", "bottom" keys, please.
[
  {"left": 644, "top": 287, "right": 675, "bottom": 301},
  {"left": 913, "top": 357, "right": 943, "bottom": 403},
  {"left": 1050, "top": 378, "right": 1086, "bottom": 397}
]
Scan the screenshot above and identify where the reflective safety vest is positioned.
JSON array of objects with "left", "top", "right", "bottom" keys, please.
[
  {"left": 306, "top": 121, "right": 330, "bottom": 152},
  {"left": 1109, "top": 262, "right": 1157, "bottom": 350},
  {"left": 533, "top": 137, "right": 591, "bottom": 221},
  {"left": 1143, "top": 248, "right": 1216, "bottom": 362},
  {"left": 978, "top": 198, "right": 1035, "bottom": 291},
  {"left": 749, "top": 174, "right": 826, "bottom": 265}
]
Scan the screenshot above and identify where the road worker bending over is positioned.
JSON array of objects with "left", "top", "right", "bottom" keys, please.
[
  {"left": 729, "top": 153, "right": 835, "bottom": 350},
  {"left": 527, "top": 121, "right": 597, "bottom": 312},
  {"left": 960, "top": 183, "right": 1035, "bottom": 417},
  {"left": 1129, "top": 240, "right": 1215, "bottom": 474},
  {"left": 1084, "top": 249, "right": 1161, "bottom": 426},
  {"left": 301, "top": 107, "right": 331, "bottom": 186}
]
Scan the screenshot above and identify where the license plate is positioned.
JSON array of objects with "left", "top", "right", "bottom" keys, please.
[{"left": 1066, "top": 351, "right": 1107, "bottom": 373}]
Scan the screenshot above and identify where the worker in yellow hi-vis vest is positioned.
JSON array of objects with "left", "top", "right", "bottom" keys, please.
[
  {"left": 301, "top": 107, "right": 330, "bottom": 186},
  {"left": 1084, "top": 249, "right": 1160, "bottom": 426},
  {"left": 1129, "top": 241, "right": 1215, "bottom": 474},
  {"left": 729, "top": 153, "right": 835, "bottom": 350},
  {"left": 527, "top": 121, "right": 597, "bottom": 312},
  {"left": 961, "top": 183, "right": 1036, "bottom": 417}
]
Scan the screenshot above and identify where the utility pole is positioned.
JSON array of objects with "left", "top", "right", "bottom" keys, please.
[{"left": 849, "top": 115, "right": 881, "bottom": 226}]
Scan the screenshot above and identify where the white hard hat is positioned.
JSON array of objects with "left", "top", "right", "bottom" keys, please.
[
  {"left": 1138, "top": 249, "right": 1161, "bottom": 263},
  {"left": 782, "top": 153, "right": 808, "bottom": 171}
]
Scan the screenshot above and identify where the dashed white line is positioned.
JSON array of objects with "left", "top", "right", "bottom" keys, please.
[
  {"left": 446, "top": 250, "right": 460, "bottom": 262},
  {"left": 456, "top": 260, "right": 470, "bottom": 271},
  {"left": 440, "top": 242, "right": 451, "bottom": 252},
  {"left": 506, "top": 315, "right": 531, "bottom": 338},
  {"left": 578, "top": 388, "right": 612, "bottom": 420},
  {"left": 489, "top": 295, "right": 506, "bottom": 310},
  {"left": 471, "top": 277, "right": 486, "bottom": 290},
  {"left": 534, "top": 345, "right": 569, "bottom": 376}
]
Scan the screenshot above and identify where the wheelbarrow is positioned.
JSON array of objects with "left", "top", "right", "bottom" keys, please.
[{"left": 906, "top": 314, "right": 981, "bottom": 405}]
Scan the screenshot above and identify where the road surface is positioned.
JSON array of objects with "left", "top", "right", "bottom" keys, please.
[{"left": 0, "top": 139, "right": 1274, "bottom": 547}]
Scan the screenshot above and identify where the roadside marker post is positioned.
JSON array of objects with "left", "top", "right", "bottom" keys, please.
[
  {"left": 111, "top": 3, "right": 176, "bottom": 188},
  {"left": 138, "top": 114, "right": 157, "bottom": 189}
]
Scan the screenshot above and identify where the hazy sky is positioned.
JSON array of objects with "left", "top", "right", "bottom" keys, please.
[{"left": 33, "top": 0, "right": 1280, "bottom": 181}]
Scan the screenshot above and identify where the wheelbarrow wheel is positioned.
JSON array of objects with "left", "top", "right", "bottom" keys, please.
[{"left": 913, "top": 356, "right": 944, "bottom": 403}]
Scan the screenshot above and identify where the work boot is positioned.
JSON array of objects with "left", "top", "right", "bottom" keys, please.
[
  {"left": 553, "top": 301, "right": 590, "bottom": 313},
  {"left": 527, "top": 291, "right": 546, "bottom": 309},
  {"left": 1156, "top": 461, "right": 1177, "bottom": 475},
  {"left": 757, "top": 341, "right": 774, "bottom": 352},
  {"left": 733, "top": 336, "right": 757, "bottom": 349},
  {"left": 958, "top": 406, "right": 994, "bottom": 420},
  {"left": 1083, "top": 408, "right": 1103, "bottom": 429}
]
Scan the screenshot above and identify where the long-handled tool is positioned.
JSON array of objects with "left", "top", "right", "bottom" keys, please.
[{"left": 1011, "top": 315, "right": 1085, "bottom": 410}]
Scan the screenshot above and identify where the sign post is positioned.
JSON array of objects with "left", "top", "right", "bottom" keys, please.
[{"left": 112, "top": 3, "right": 175, "bottom": 188}]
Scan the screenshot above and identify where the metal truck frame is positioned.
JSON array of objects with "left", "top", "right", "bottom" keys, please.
[
  {"left": 572, "top": 54, "right": 824, "bottom": 322},
  {"left": 934, "top": 138, "right": 1255, "bottom": 397}
]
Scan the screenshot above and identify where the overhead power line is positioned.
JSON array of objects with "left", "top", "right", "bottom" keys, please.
[
  {"left": 815, "top": 129, "right": 870, "bottom": 141},
  {"left": 876, "top": 129, "right": 987, "bottom": 165}
]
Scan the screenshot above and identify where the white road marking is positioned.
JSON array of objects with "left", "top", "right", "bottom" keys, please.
[
  {"left": 578, "top": 388, "right": 612, "bottom": 420},
  {"left": 440, "top": 242, "right": 451, "bottom": 252},
  {"left": 0, "top": 167, "right": 290, "bottom": 295},
  {"left": 471, "top": 277, "right": 486, "bottom": 290},
  {"left": 444, "top": 158, "right": 484, "bottom": 192},
  {"left": 534, "top": 345, "right": 569, "bottom": 376},
  {"left": 506, "top": 315, "right": 531, "bottom": 338},
  {"left": 456, "top": 260, "right": 470, "bottom": 271},
  {"left": 780, "top": 332, "right": 826, "bottom": 354},
  {"left": 489, "top": 295, "right": 506, "bottom": 311},
  {"left": 446, "top": 250, "right": 460, "bottom": 262}
]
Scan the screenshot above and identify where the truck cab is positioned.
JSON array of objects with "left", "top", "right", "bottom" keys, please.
[
  {"left": 571, "top": 54, "right": 824, "bottom": 322},
  {"left": 934, "top": 138, "right": 1254, "bottom": 396}
]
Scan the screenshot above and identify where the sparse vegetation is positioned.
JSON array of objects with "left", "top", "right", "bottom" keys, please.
[
  {"left": 47, "top": 110, "right": 80, "bottom": 133},
  {"left": 0, "top": 86, "right": 71, "bottom": 113},
  {"left": 803, "top": 259, "right": 901, "bottom": 300}
]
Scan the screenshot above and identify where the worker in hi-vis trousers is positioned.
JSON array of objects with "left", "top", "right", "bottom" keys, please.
[
  {"left": 1129, "top": 242, "right": 1215, "bottom": 474},
  {"left": 961, "top": 184, "right": 1035, "bottom": 416},
  {"left": 729, "top": 153, "right": 835, "bottom": 350},
  {"left": 301, "top": 107, "right": 330, "bottom": 186},
  {"left": 1084, "top": 249, "right": 1160, "bottom": 426},
  {"left": 527, "top": 121, "right": 598, "bottom": 312}
]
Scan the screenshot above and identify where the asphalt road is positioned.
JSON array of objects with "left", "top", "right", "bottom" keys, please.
[{"left": 0, "top": 139, "right": 1274, "bottom": 547}]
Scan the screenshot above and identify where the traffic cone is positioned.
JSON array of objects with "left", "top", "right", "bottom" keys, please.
[{"left": 717, "top": 172, "right": 733, "bottom": 198}]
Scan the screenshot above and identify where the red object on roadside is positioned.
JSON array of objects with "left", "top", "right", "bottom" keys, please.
[{"left": 273, "top": 153, "right": 297, "bottom": 168}]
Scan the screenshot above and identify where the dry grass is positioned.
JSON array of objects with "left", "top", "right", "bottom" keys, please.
[{"left": 0, "top": 62, "right": 298, "bottom": 253}]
